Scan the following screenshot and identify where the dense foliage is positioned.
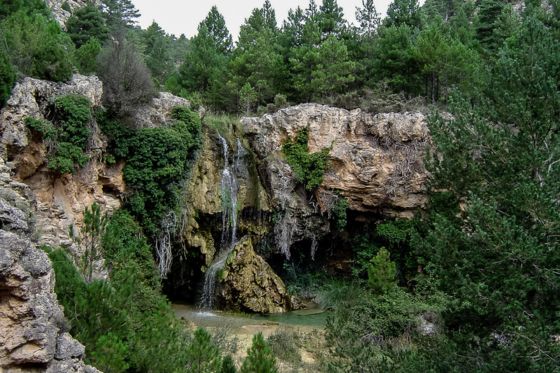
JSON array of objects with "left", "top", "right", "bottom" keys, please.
[
  {"left": 26, "top": 94, "right": 92, "bottom": 174},
  {"left": 282, "top": 128, "right": 330, "bottom": 191},
  {"left": 100, "top": 106, "right": 202, "bottom": 239}
]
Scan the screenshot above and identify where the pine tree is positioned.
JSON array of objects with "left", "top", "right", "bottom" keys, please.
[
  {"left": 0, "top": 52, "right": 16, "bottom": 107},
  {"left": 367, "top": 248, "right": 397, "bottom": 294},
  {"left": 476, "top": 0, "right": 505, "bottom": 53},
  {"left": 385, "top": 0, "right": 421, "bottom": 28},
  {"left": 185, "top": 328, "right": 222, "bottom": 373},
  {"left": 66, "top": 3, "right": 108, "bottom": 48},
  {"left": 356, "top": 0, "right": 380, "bottom": 36},
  {"left": 311, "top": 36, "right": 356, "bottom": 99},
  {"left": 100, "top": 0, "right": 140, "bottom": 31},
  {"left": 221, "top": 355, "right": 237, "bottom": 373},
  {"left": 240, "top": 333, "right": 278, "bottom": 373},
  {"left": 143, "top": 22, "right": 173, "bottom": 85},
  {"left": 318, "top": 0, "right": 346, "bottom": 38},
  {"left": 199, "top": 6, "right": 233, "bottom": 55}
]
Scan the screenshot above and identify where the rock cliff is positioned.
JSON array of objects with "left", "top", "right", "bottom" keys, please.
[
  {"left": 242, "top": 104, "right": 429, "bottom": 257},
  {"left": 0, "top": 157, "right": 98, "bottom": 372}
]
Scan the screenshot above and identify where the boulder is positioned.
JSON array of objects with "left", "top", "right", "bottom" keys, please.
[{"left": 220, "top": 237, "right": 290, "bottom": 314}]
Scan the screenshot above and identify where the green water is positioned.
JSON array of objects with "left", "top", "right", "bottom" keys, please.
[{"left": 172, "top": 304, "right": 328, "bottom": 330}]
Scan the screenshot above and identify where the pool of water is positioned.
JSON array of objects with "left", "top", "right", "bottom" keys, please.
[{"left": 172, "top": 304, "right": 328, "bottom": 330}]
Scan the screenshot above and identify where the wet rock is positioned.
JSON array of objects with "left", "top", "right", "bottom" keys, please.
[{"left": 220, "top": 237, "right": 290, "bottom": 314}]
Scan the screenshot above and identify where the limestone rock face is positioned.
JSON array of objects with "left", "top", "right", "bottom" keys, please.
[
  {"left": 220, "top": 237, "right": 290, "bottom": 314},
  {"left": 133, "top": 92, "right": 190, "bottom": 128},
  {"left": 0, "top": 158, "right": 98, "bottom": 372},
  {"left": 1, "top": 75, "right": 122, "bottom": 263},
  {"left": 45, "top": 0, "right": 101, "bottom": 27},
  {"left": 243, "top": 104, "right": 429, "bottom": 216}
]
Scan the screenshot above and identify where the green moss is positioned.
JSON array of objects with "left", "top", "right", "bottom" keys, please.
[{"left": 282, "top": 128, "right": 330, "bottom": 191}]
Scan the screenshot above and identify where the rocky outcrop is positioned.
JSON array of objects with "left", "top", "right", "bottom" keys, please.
[
  {"left": 242, "top": 104, "right": 429, "bottom": 257},
  {"left": 0, "top": 158, "right": 98, "bottom": 372},
  {"left": 220, "top": 237, "right": 290, "bottom": 314},
  {"left": 45, "top": 0, "right": 100, "bottom": 27},
  {"left": 133, "top": 92, "right": 191, "bottom": 129},
  {"left": 243, "top": 104, "right": 429, "bottom": 216},
  {"left": 1, "top": 75, "right": 123, "bottom": 261}
]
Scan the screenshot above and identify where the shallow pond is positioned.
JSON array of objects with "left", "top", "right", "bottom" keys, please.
[{"left": 172, "top": 304, "right": 328, "bottom": 331}]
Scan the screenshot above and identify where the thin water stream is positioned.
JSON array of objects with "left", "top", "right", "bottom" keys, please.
[{"left": 200, "top": 135, "right": 242, "bottom": 309}]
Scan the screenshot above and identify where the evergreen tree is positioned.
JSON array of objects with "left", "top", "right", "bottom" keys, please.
[
  {"left": 386, "top": 0, "right": 421, "bottom": 28},
  {"left": 475, "top": 0, "right": 505, "bottom": 53},
  {"left": 0, "top": 52, "right": 16, "bottom": 107},
  {"left": 311, "top": 36, "right": 356, "bottom": 99},
  {"left": 221, "top": 355, "right": 237, "bottom": 373},
  {"left": 241, "top": 333, "right": 278, "bottom": 373},
  {"left": 74, "top": 37, "right": 102, "bottom": 75},
  {"left": 66, "top": 3, "right": 108, "bottom": 48},
  {"left": 367, "top": 248, "right": 397, "bottom": 294},
  {"left": 185, "top": 328, "right": 222, "bottom": 373},
  {"left": 318, "top": 0, "right": 346, "bottom": 38},
  {"left": 143, "top": 22, "right": 173, "bottom": 85},
  {"left": 356, "top": 0, "right": 380, "bottom": 36},
  {"left": 230, "top": 2, "right": 284, "bottom": 106},
  {"left": 100, "top": 0, "right": 140, "bottom": 31},
  {"left": 199, "top": 6, "right": 233, "bottom": 55}
]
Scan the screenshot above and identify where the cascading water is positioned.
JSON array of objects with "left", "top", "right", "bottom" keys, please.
[{"left": 200, "top": 135, "right": 242, "bottom": 309}]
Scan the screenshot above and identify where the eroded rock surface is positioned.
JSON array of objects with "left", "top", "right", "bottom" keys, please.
[
  {"left": 220, "top": 237, "right": 290, "bottom": 314},
  {"left": 242, "top": 104, "right": 429, "bottom": 256},
  {"left": 1, "top": 75, "right": 122, "bottom": 261},
  {"left": 0, "top": 158, "right": 98, "bottom": 372},
  {"left": 243, "top": 104, "right": 429, "bottom": 216}
]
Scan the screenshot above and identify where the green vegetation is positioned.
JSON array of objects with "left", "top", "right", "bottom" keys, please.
[
  {"left": 282, "top": 128, "right": 330, "bottom": 191},
  {"left": 100, "top": 105, "right": 201, "bottom": 239},
  {"left": 25, "top": 94, "right": 92, "bottom": 174},
  {"left": 0, "top": 6, "right": 74, "bottom": 82},
  {"left": 0, "top": 53, "right": 16, "bottom": 107},
  {"left": 47, "top": 210, "right": 193, "bottom": 372},
  {"left": 241, "top": 333, "right": 278, "bottom": 373},
  {"left": 80, "top": 203, "right": 108, "bottom": 283}
]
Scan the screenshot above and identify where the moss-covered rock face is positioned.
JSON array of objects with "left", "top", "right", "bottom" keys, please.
[
  {"left": 180, "top": 127, "right": 270, "bottom": 267},
  {"left": 219, "top": 236, "right": 290, "bottom": 313}
]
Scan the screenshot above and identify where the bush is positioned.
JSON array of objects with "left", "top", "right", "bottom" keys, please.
[
  {"left": 0, "top": 52, "right": 16, "bottom": 107},
  {"left": 185, "top": 328, "right": 222, "bottom": 373},
  {"left": 97, "top": 36, "right": 155, "bottom": 118},
  {"left": 99, "top": 106, "right": 201, "bottom": 240},
  {"left": 282, "top": 128, "right": 330, "bottom": 191},
  {"left": 26, "top": 95, "right": 93, "bottom": 174},
  {"left": 0, "top": 10, "right": 75, "bottom": 82},
  {"left": 267, "top": 330, "right": 302, "bottom": 365}
]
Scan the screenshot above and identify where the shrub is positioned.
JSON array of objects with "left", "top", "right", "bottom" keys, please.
[
  {"left": 47, "top": 209, "right": 195, "bottom": 372},
  {"left": 241, "top": 333, "right": 278, "bottom": 373},
  {"left": 282, "top": 128, "right": 330, "bottom": 191},
  {"left": 97, "top": 36, "right": 155, "bottom": 118},
  {"left": 25, "top": 95, "right": 92, "bottom": 174},
  {"left": 331, "top": 197, "right": 348, "bottom": 231},
  {"left": 220, "top": 355, "right": 237, "bottom": 373},
  {"left": 25, "top": 117, "right": 57, "bottom": 140},
  {"left": 100, "top": 106, "right": 201, "bottom": 240},
  {"left": 1, "top": 10, "right": 75, "bottom": 82},
  {"left": 267, "top": 330, "right": 302, "bottom": 365}
]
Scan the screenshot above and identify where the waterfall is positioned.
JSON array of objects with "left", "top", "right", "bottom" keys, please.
[{"left": 201, "top": 135, "right": 242, "bottom": 309}]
